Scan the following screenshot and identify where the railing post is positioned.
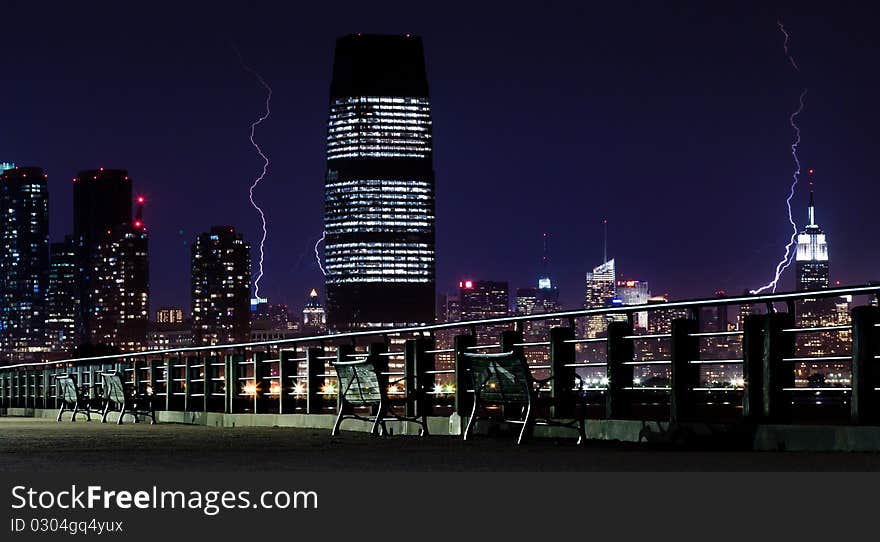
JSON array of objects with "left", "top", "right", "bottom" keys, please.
[
  {"left": 183, "top": 356, "right": 193, "bottom": 413},
  {"left": 305, "top": 346, "right": 324, "bottom": 414},
  {"left": 453, "top": 334, "right": 477, "bottom": 424},
  {"left": 404, "top": 338, "right": 432, "bottom": 418},
  {"left": 550, "top": 326, "right": 576, "bottom": 418},
  {"left": 742, "top": 314, "right": 766, "bottom": 421},
  {"left": 851, "top": 305, "right": 880, "bottom": 424},
  {"left": 606, "top": 320, "right": 633, "bottom": 419},
  {"left": 499, "top": 330, "right": 524, "bottom": 359},
  {"left": 670, "top": 318, "right": 699, "bottom": 422},
  {"left": 165, "top": 354, "right": 174, "bottom": 412},
  {"left": 278, "top": 348, "right": 291, "bottom": 414},
  {"left": 252, "top": 351, "right": 267, "bottom": 414},
  {"left": 148, "top": 357, "right": 161, "bottom": 407},
  {"left": 764, "top": 312, "right": 795, "bottom": 422}
]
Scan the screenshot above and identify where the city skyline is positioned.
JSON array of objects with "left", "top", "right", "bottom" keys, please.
[{"left": 2, "top": 3, "right": 880, "bottom": 317}]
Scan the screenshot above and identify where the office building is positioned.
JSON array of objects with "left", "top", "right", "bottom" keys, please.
[
  {"left": 302, "top": 289, "right": 327, "bottom": 333},
  {"left": 72, "top": 168, "right": 133, "bottom": 341},
  {"left": 459, "top": 280, "right": 509, "bottom": 344},
  {"left": 324, "top": 34, "right": 436, "bottom": 330},
  {"left": 156, "top": 307, "right": 185, "bottom": 324}
]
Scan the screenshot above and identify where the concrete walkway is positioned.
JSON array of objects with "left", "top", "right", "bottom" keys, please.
[{"left": 2, "top": 417, "right": 880, "bottom": 471}]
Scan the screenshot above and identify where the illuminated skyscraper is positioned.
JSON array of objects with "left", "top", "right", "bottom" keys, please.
[
  {"left": 46, "top": 236, "right": 79, "bottom": 354},
  {"left": 302, "top": 289, "right": 327, "bottom": 333},
  {"left": 795, "top": 170, "right": 829, "bottom": 292},
  {"left": 460, "top": 280, "right": 509, "bottom": 344},
  {"left": 324, "top": 34, "right": 435, "bottom": 330},
  {"left": 91, "top": 222, "right": 149, "bottom": 351},
  {"left": 0, "top": 166, "right": 49, "bottom": 361},
  {"left": 73, "top": 168, "right": 133, "bottom": 341},
  {"left": 793, "top": 171, "right": 847, "bottom": 380},
  {"left": 582, "top": 259, "right": 616, "bottom": 338},
  {"left": 191, "top": 226, "right": 251, "bottom": 345}
]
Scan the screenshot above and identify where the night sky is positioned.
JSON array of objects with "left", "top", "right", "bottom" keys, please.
[{"left": 3, "top": 1, "right": 879, "bottom": 314}]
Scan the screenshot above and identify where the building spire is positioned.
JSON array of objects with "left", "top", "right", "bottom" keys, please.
[
  {"left": 808, "top": 168, "right": 815, "bottom": 227},
  {"left": 542, "top": 232, "right": 550, "bottom": 272},
  {"left": 602, "top": 218, "right": 608, "bottom": 263}
]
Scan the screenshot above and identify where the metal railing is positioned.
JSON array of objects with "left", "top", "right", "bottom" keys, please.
[{"left": 1, "top": 284, "right": 879, "bottom": 425}]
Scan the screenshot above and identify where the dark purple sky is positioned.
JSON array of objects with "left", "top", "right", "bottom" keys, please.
[{"left": 3, "top": 1, "right": 879, "bottom": 313}]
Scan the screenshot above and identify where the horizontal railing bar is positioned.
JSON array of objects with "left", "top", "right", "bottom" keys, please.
[
  {"left": 692, "top": 387, "right": 743, "bottom": 391},
  {"left": 688, "top": 331, "right": 743, "bottom": 337},
  {"left": 623, "top": 333, "right": 670, "bottom": 340},
  {"left": 424, "top": 369, "right": 454, "bottom": 375},
  {"left": 424, "top": 349, "right": 453, "bottom": 354},
  {"left": 378, "top": 352, "right": 404, "bottom": 357},
  {"left": 466, "top": 344, "right": 502, "bottom": 350},
  {"left": 783, "top": 387, "right": 851, "bottom": 391},
  {"left": 782, "top": 356, "right": 851, "bottom": 362},
  {"left": 689, "top": 359, "right": 744, "bottom": 364},
  {"left": 564, "top": 362, "right": 606, "bottom": 367},
  {"left": 623, "top": 387, "right": 671, "bottom": 391},
  {"left": 622, "top": 360, "right": 671, "bottom": 365},
  {"left": 514, "top": 341, "right": 550, "bottom": 347},
  {"left": 784, "top": 325, "right": 851, "bottom": 333},
  {"left": 1, "top": 283, "right": 878, "bottom": 371},
  {"left": 564, "top": 338, "right": 605, "bottom": 344}
]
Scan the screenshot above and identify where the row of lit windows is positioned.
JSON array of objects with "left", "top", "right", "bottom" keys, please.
[{"left": 328, "top": 277, "right": 432, "bottom": 284}]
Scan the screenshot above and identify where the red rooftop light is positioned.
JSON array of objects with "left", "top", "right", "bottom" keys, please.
[{"left": 137, "top": 196, "right": 145, "bottom": 204}]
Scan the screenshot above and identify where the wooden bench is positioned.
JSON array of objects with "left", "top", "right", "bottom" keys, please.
[
  {"left": 461, "top": 351, "right": 586, "bottom": 445},
  {"left": 331, "top": 355, "right": 429, "bottom": 437},
  {"left": 55, "top": 374, "right": 102, "bottom": 422},
  {"left": 100, "top": 372, "right": 156, "bottom": 424}
]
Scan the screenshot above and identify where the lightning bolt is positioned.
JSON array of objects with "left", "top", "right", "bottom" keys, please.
[
  {"left": 314, "top": 231, "right": 327, "bottom": 276},
  {"left": 232, "top": 43, "right": 272, "bottom": 300},
  {"left": 751, "top": 20, "right": 807, "bottom": 295}
]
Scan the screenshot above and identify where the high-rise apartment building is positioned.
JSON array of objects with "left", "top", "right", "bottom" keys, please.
[
  {"left": 324, "top": 34, "right": 436, "bottom": 330},
  {"left": 46, "top": 236, "right": 79, "bottom": 354},
  {"left": 191, "top": 226, "right": 251, "bottom": 345},
  {"left": 90, "top": 222, "right": 149, "bottom": 351},
  {"left": 0, "top": 166, "right": 49, "bottom": 361}
]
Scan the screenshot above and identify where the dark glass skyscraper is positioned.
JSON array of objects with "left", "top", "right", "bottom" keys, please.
[
  {"left": 73, "top": 168, "right": 133, "bottom": 341},
  {"left": 324, "top": 34, "right": 436, "bottom": 330},
  {"left": 0, "top": 166, "right": 49, "bottom": 361},
  {"left": 191, "top": 226, "right": 251, "bottom": 345}
]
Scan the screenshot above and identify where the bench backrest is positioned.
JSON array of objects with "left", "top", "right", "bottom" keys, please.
[
  {"left": 102, "top": 372, "right": 126, "bottom": 404},
  {"left": 333, "top": 358, "right": 382, "bottom": 405},
  {"left": 56, "top": 375, "right": 78, "bottom": 404},
  {"left": 461, "top": 351, "right": 531, "bottom": 403}
]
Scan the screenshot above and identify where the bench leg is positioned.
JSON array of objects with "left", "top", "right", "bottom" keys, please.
[
  {"left": 101, "top": 401, "right": 111, "bottom": 423},
  {"left": 576, "top": 417, "right": 586, "bottom": 446},
  {"left": 517, "top": 402, "right": 534, "bottom": 445},
  {"left": 331, "top": 408, "right": 345, "bottom": 436},
  {"left": 71, "top": 404, "right": 80, "bottom": 422},
  {"left": 463, "top": 396, "right": 479, "bottom": 441},
  {"left": 56, "top": 405, "right": 66, "bottom": 422},
  {"left": 419, "top": 412, "right": 430, "bottom": 437},
  {"left": 117, "top": 401, "right": 127, "bottom": 425},
  {"left": 369, "top": 407, "right": 383, "bottom": 437}
]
